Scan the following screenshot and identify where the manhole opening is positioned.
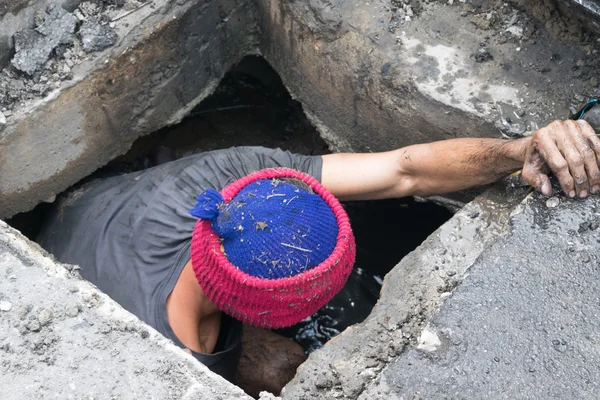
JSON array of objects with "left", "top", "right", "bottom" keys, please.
[{"left": 7, "top": 54, "right": 452, "bottom": 388}]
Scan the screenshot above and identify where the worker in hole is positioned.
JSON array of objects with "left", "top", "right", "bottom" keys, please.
[{"left": 37, "top": 118, "right": 598, "bottom": 396}]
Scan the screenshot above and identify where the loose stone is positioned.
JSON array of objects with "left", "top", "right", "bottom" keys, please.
[
  {"left": 27, "top": 319, "right": 41, "bottom": 332},
  {"left": 0, "top": 300, "right": 12, "bottom": 311},
  {"left": 546, "top": 197, "right": 560, "bottom": 208},
  {"left": 38, "top": 309, "right": 53, "bottom": 326},
  {"left": 68, "top": 285, "right": 79, "bottom": 293},
  {"left": 65, "top": 302, "right": 80, "bottom": 317}
]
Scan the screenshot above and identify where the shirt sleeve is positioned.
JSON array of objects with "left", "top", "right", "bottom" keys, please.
[{"left": 202, "top": 146, "right": 324, "bottom": 185}]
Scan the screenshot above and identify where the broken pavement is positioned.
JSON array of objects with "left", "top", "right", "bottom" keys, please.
[{"left": 2, "top": 0, "right": 600, "bottom": 399}]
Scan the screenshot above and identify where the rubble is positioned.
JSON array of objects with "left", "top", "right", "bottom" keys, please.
[
  {"left": 11, "top": 6, "right": 77, "bottom": 75},
  {"left": 0, "top": 1, "right": 126, "bottom": 115},
  {"left": 79, "top": 18, "right": 118, "bottom": 52},
  {"left": 0, "top": 300, "right": 12, "bottom": 311}
]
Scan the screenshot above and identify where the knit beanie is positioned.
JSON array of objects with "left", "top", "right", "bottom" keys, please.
[{"left": 190, "top": 168, "right": 355, "bottom": 328}]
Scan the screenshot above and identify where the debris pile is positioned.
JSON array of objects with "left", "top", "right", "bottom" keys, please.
[
  {"left": 11, "top": 5, "right": 78, "bottom": 76},
  {"left": 0, "top": 1, "right": 147, "bottom": 125}
]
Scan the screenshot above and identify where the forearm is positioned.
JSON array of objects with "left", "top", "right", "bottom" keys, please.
[
  {"left": 321, "top": 136, "right": 530, "bottom": 201},
  {"left": 400, "top": 136, "right": 530, "bottom": 197},
  {"left": 322, "top": 120, "right": 597, "bottom": 201}
]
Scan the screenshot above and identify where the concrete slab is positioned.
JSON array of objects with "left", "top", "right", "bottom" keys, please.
[
  {"left": 256, "top": 0, "right": 599, "bottom": 155},
  {"left": 281, "top": 184, "right": 600, "bottom": 399},
  {"left": 0, "top": 220, "right": 251, "bottom": 399},
  {"left": 356, "top": 191, "right": 600, "bottom": 399},
  {"left": 0, "top": 0, "right": 258, "bottom": 218}
]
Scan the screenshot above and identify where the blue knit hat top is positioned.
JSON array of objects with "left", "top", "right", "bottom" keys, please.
[{"left": 190, "top": 179, "right": 339, "bottom": 279}]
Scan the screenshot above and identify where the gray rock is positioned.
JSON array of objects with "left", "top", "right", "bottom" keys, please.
[
  {"left": 0, "top": 300, "right": 12, "bottom": 311},
  {"left": 26, "top": 319, "right": 41, "bottom": 332},
  {"left": 64, "top": 302, "right": 80, "bottom": 317},
  {"left": 38, "top": 308, "right": 53, "bottom": 326},
  {"left": 0, "top": 111, "right": 6, "bottom": 125},
  {"left": 79, "top": 19, "right": 118, "bottom": 53},
  {"left": 546, "top": 197, "right": 560, "bottom": 208},
  {"left": 11, "top": 6, "right": 77, "bottom": 75}
]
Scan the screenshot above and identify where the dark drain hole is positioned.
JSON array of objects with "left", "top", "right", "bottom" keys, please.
[{"left": 7, "top": 55, "right": 452, "bottom": 353}]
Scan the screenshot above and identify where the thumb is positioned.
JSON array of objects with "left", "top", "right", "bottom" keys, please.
[
  {"left": 522, "top": 150, "right": 552, "bottom": 196},
  {"left": 538, "top": 174, "right": 552, "bottom": 196}
]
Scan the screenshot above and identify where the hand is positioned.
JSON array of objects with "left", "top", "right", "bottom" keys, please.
[{"left": 522, "top": 120, "right": 600, "bottom": 198}]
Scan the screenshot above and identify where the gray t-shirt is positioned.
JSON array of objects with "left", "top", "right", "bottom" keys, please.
[{"left": 37, "top": 146, "right": 323, "bottom": 381}]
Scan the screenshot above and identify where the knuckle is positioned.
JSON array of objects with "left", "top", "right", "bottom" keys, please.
[
  {"left": 570, "top": 156, "right": 584, "bottom": 168},
  {"left": 551, "top": 159, "right": 567, "bottom": 171},
  {"left": 577, "top": 119, "right": 592, "bottom": 130},
  {"left": 574, "top": 174, "right": 587, "bottom": 184},
  {"left": 582, "top": 153, "right": 595, "bottom": 164}
]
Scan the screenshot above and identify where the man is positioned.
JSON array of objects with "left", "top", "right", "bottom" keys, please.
[{"left": 38, "top": 119, "right": 598, "bottom": 394}]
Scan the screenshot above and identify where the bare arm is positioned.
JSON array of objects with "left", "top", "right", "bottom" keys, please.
[
  {"left": 322, "top": 120, "right": 600, "bottom": 201},
  {"left": 321, "top": 137, "right": 530, "bottom": 201}
]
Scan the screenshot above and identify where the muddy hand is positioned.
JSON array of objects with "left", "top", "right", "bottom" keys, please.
[{"left": 521, "top": 120, "right": 600, "bottom": 198}]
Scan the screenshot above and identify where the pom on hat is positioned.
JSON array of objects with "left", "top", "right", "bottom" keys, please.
[
  {"left": 190, "top": 189, "right": 224, "bottom": 220},
  {"left": 190, "top": 168, "right": 356, "bottom": 329}
]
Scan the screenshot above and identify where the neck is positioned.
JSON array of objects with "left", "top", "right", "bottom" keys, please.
[{"left": 166, "top": 259, "right": 221, "bottom": 354}]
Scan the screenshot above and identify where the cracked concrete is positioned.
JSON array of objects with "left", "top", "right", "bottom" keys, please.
[
  {"left": 0, "top": 220, "right": 253, "bottom": 400},
  {"left": 0, "top": 0, "right": 259, "bottom": 218},
  {"left": 356, "top": 190, "right": 600, "bottom": 399}
]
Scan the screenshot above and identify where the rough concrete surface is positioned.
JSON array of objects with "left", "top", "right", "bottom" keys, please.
[
  {"left": 355, "top": 190, "right": 600, "bottom": 399},
  {"left": 256, "top": 0, "right": 599, "bottom": 155},
  {"left": 0, "top": 0, "right": 259, "bottom": 218},
  {"left": 0, "top": 220, "right": 252, "bottom": 399},
  {"left": 561, "top": 0, "right": 600, "bottom": 31},
  {"left": 281, "top": 182, "right": 600, "bottom": 400}
]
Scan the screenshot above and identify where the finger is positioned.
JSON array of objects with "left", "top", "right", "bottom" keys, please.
[
  {"left": 565, "top": 121, "right": 600, "bottom": 197},
  {"left": 538, "top": 174, "right": 552, "bottom": 196},
  {"left": 554, "top": 123, "right": 588, "bottom": 197},
  {"left": 537, "top": 137, "right": 575, "bottom": 197},
  {"left": 523, "top": 164, "right": 552, "bottom": 196},
  {"left": 579, "top": 120, "right": 600, "bottom": 192},
  {"left": 569, "top": 120, "right": 600, "bottom": 194},
  {"left": 522, "top": 146, "right": 553, "bottom": 196}
]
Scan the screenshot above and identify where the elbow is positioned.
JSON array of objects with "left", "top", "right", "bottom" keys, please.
[{"left": 393, "top": 150, "right": 419, "bottom": 197}]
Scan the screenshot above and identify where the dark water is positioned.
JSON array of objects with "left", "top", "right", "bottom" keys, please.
[
  {"left": 277, "top": 198, "right": 451, "bottom": 353},
  {"left": 7, "top": 56, "right": 452, "bottom": 353}
]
